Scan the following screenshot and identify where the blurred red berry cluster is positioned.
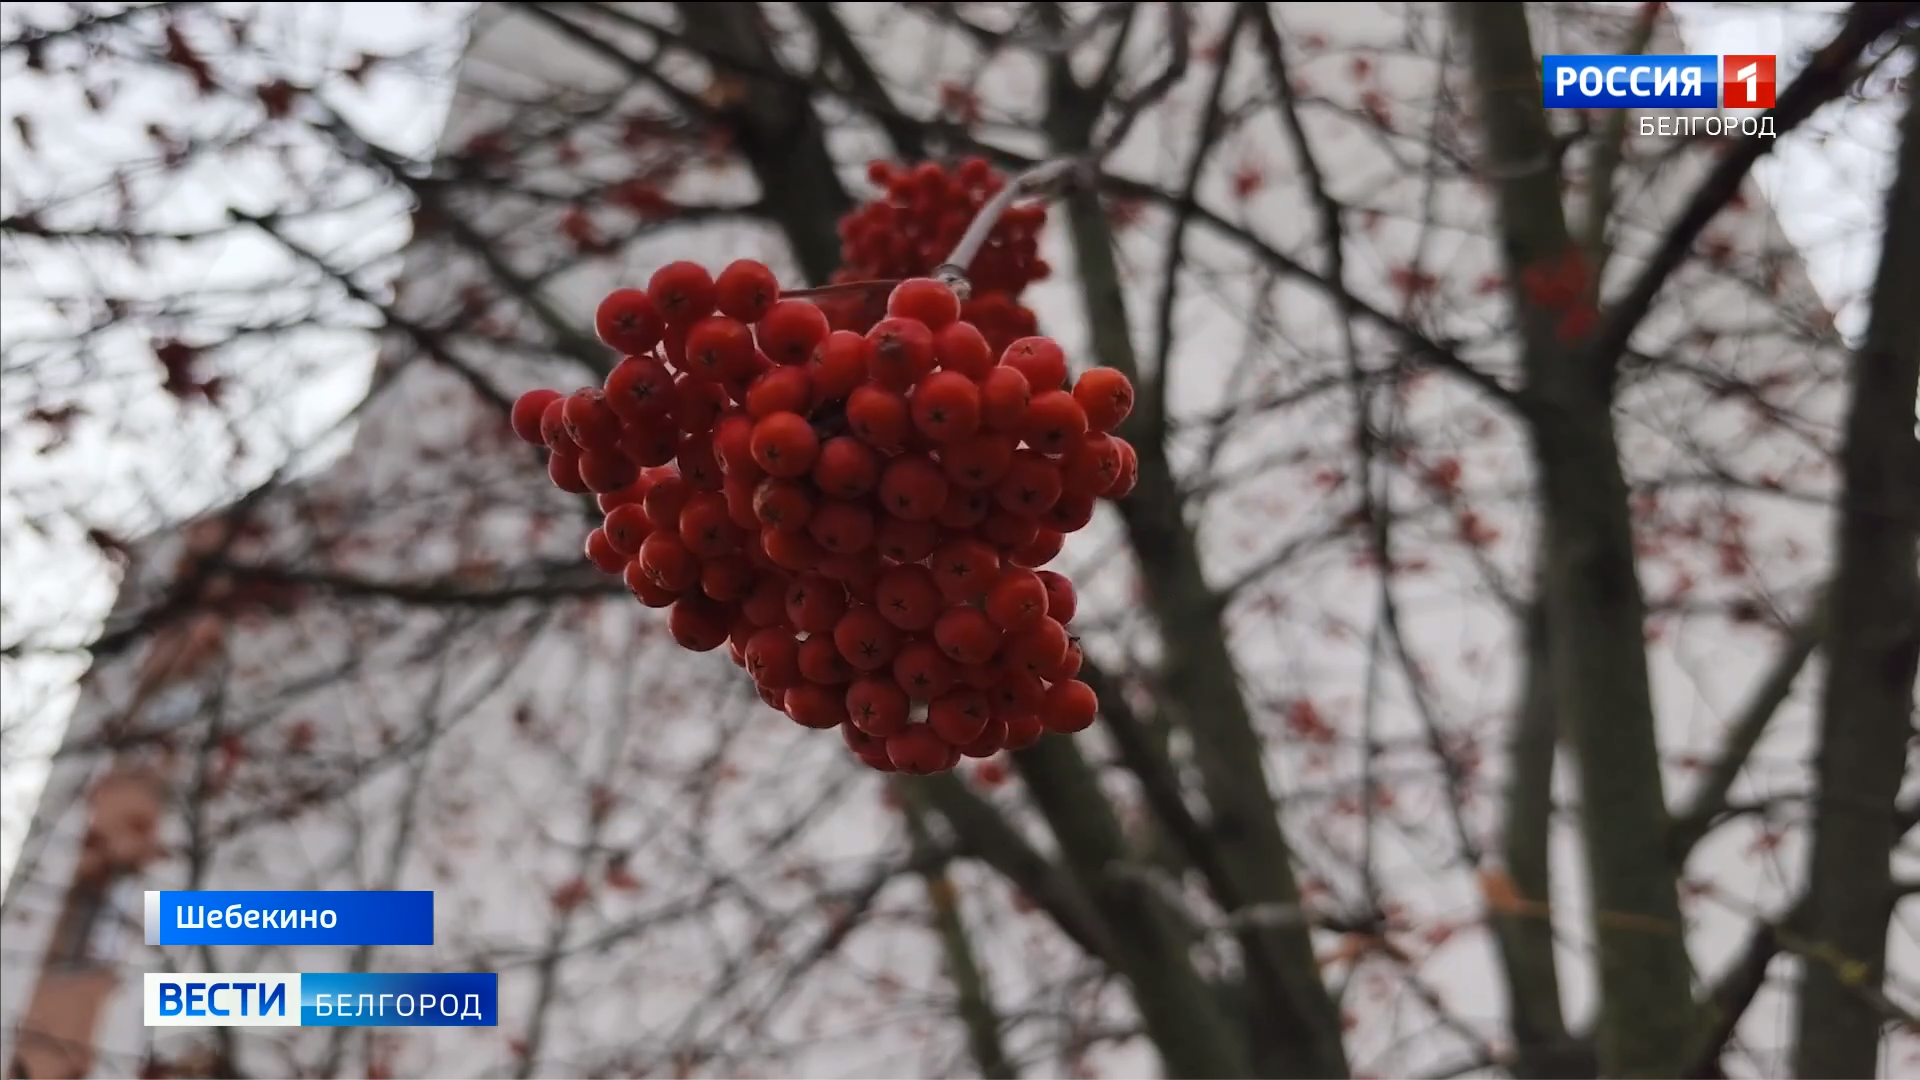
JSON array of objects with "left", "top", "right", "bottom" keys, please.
[{"left": 818, "top": 158, "right": 1051, "bottom": 355}]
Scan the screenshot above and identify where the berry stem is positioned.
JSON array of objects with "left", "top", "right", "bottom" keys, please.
[
  {"left": 781, "top": 279, "right": 904, "bottom": 299},
  {"left": 932, "top": 157, "right": 1081, "bottom": 301}
]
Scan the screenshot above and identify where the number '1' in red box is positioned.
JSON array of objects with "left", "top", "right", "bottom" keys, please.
[{"left": 1722, "top": 55, "right": 1776, "bottom": 108}]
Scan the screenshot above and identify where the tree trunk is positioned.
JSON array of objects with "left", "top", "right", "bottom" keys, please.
[
  {"left": 1792, "top": 52, "right": 1920, "bottom": 1080},
  {"left": 1454, "top": 5, "right": 1697, "bottom": 1074}
]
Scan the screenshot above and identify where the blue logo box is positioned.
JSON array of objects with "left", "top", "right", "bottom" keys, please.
[{"left": 1541, "top": 55, "right": 1719, "bottom": 109}]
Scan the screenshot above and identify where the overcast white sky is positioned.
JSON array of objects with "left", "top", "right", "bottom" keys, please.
[{"left": 1674, "top": 2, "right": 1910, "bottom": 337}]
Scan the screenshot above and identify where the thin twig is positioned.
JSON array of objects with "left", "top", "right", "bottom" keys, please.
[
  {"left": 1092, "top": 3, "right": 1192, "bottom": 164},
  {"left": 779, "top": 279, "right": 902, "bottom": 299},
  {"left": 931, "top": 158, "right": 1079, "bottom": 297}
]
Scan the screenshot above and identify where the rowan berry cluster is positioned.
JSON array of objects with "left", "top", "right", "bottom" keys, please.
[
  {"left": 510, "top": 260, "right": 1137, "bottom": 775},
  {"left": 817, "top": 158, "right": 1049, "bottom": 355}
]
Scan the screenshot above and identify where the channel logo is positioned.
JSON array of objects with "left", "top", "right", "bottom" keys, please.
[
  {"left": 1542, "top": 54, "right": 1777, "bottom": 110},
  {"left": 1721, "top": 55, "right": 1777, "bottom": 109},
  {"left": 144, "top": 973, "right": 498, "bottom": 1027}
]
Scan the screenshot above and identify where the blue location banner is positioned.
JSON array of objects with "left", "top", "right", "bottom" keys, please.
[
  {"left": 1541, "top": 54, "right": 1719, "bottom": 109},
  {"left": 146, "top": 890, "right": 434, "bottom": 947},
  {"left": 301, "top": 972, "right": 498, "bottom": 1027}
]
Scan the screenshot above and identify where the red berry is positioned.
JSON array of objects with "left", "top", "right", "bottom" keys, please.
[
  {"left": 833, "top": 607, "right": 900, "bottom": 671},
  {"left": 960, "top": 721, "right": 1008, "bottom": 759},
  {"left": 603, "top": 503, "right": 654, "bottom": 555},
  {"left": 1061, "top": 432, "right": 1123, "bottom": 496},
  {"left": 843, "top": 721, "right": 886, "bottom": 759},
  {"left": 847, "top": 676, "right": 911, "bottom": 736},
  {"left": 812, "top": 436, "right": 881, "bottom": 499},
  {"left": 761, "top": 526, "right": 826, "bottom": 573},
  {"left": 548, "top": 450, "right": 590, "bottom": 494},
  {"left": 676, "top": 432, "right": 722, "bottom": 491},
  {"left": 578, "top": 448, "right": 638, "bottom": 494},
  {"left": 866, "top": 317, "right": 938, "bottom": 390},
  {"left": 758, "top": 299, "right": 832, "bottom": 366},
  {"left": 989, "top": 666, "right": 1046, "bottom": 717},
  {"left": 911, "top": 371, "right": 982, "bottom": 443},
  {"left": 675, "top": 375, "right": 728, "bottom": 433},
  {"left": 1073, "top": 366, "right": 1135, "bottom": 433},
  {"left": 512, "top": 389, "right": 562, "bottom": 444},
  {"left": 786, "top": 573, "right": 849, "bottom": 634},
  {"left": 985, "top": 568, "right": 1049, "bottom": 630},
  {"left": 979, "top": 508, "right": 1040, "bottom": 551},
  {"left": 1003, "top": 711, "right": 1044, "bottom": 750},
  {"left": 563, "top": 388, "right": 622, "bottom": 450},
  {"left": 784, "top": 683, "right": 849, "bottom": 729},
  {"left": 746, "top": 366, "right": 813, "bottom": 419},
  {"left": 799, "top": 634, "right": 854, "bottom": 685},
  {"left": 818, "top": 552, "right": 880, "bottom": 603},
  {"left": 669, "top": 595, "right": 734, "bottom": 652},
  {"left": 713, "top": 412, "right": 758, "bottom": 476},
  {"left": 624, "top": 560, "right": 680, "bottom": 608},
  {"left": 643, "top": 474, "right": 691, "bottom": 529},
  {"left": 809, "top": 330, "right": 872, "bottom": 402},
  {"left": 598, "top": 474, "right": 653, "bottom": 513},
  {"left": 876, "top": 515, "right": 940, "bottom": 563},
  {"left": 750, "top": 412, "right": 821, "bottom": 478},
  {"left": 647, "top": 261, "right": 717, "bottom": 326},
  {"left": 744, "top": 627, "right": 803, "bottom": 689},
  {"left": 1001, "top": 336, "right": 1068, "bottom": 391},
  {"left": 724, "top": 465, "right": 766, "bottom": 519},
  {"left": 929, "top": 539, "right": 1000, "bottom": 605},
  {"left": 807, "top": 499, "right": 875, "bottom": 555},
  {"left": 752, "top": 477, "right": 815, "bottom": 532},
  {"left": 595, "top": 288, "right": 664, "bottom": 354},
  {"left": 741, "top": 572, "right": 791, "bottom": 627},
  {"left": 847, "top": 384, "right": 911, "bottom": 450},
  {"left": 892, "top": 640, "right": 957, "bottom": 700},
  {"left": 701, "top": 554, "right": 755, "bottom": 602},
  {"left": 1105, "top": 438, "right": 1140, "bottom": 498},
  {"left": 928, "top": 689, "right": 992, "bottom": 745},
  {"left": 620, "top": 422, "right": 678, "bottom": 468},
  {"left": 887, "top": 277, "right": 962, "bottom": 330},
  {"left": 933, "top": 606, "right": 1002, "bottom": 665},
  {"left": 934, "top": 321, "right": 995, "bottom": 379},
  {"left": 1010, "top": 527, "right": 1066, "bottom": 569},
  {"left": 978, "top": 366, "right": 1031, "bottom": 431},
  {"left": 682, "top": 316, "right": 757, "bottom": 382},
  {"left": 887, "top": 725, "right": 950, "bottom": 774},
  {"left": 1059, "top": 636, "right": 1084, "bottom": 679},
  {"left": 540, "top": 397, "right": 576, "bottom": 452},
  {"left": 957, "top": 661, "right": 1001, "bottom": 691},
  {"left": 1004, "top": 617, "right": 1069, "bottom": 680},
  {"left": 604, "top": 355, "right": 678, "bottom": 423},
  {"left": 874, "top": 564, "right": 943, "bottom": 631},
  {"left": 715, "top": 259, "right": 781, "bottom": 323},
  {"left": 878, "top": 455, "right": 950, "bottom": 521},
  {"left": 1041, "top": 679, "right": 1099, "bottom": 733},
  {"left": 679, "top": 491, "right": 744, "bottom": 558},
  {"left": 584, "top": 528, "right": 626, "bottom": 574},
  {"left": 938, "top": 488, "right": 993, "bottom": 530},
  {"left": 1042, "top": 492, "right": 1097, "bottom": 533},
  {"left": 995, "top": 451, "right": 1063, "bottom": 517},
  {"left": 638, "top": 531, "right": 699, "bottom": 593},
  {"left": 1021, "top": 391, "right": 1089, "bottom": 455},
  {"left": 1036, "top": 571, "right": 1077, "bottom": 623},
  {"left": 940, "top": 433, "right": 1016, "bottom": 490}
]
